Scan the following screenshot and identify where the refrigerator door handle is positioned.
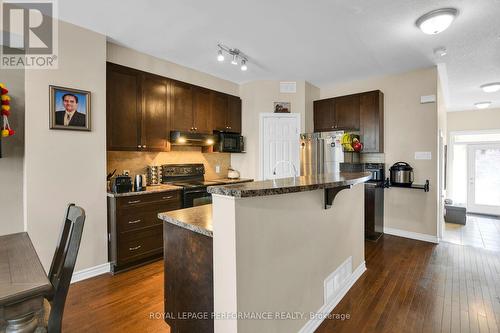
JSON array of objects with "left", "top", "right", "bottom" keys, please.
[{"left": 317, "top": 138, "right": 325, "bottom": 174}]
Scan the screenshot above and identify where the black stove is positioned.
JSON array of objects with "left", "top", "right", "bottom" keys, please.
[{"left": 162, "top": 164, "right": 215, "bottom": 207}]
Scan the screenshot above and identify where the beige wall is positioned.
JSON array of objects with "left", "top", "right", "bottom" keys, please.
[
  {"left": 231, "top": 80, "right": 319, "bottom": 180},
  {"left": 213, "top": 184, "right": 365, "bottom": 332},
  {"left": 447, "top": 108, "right": 500, "bottom": 133},
  {"left": 321, "top": 67, "right": 439, "bottom": 237},
  {"left": 107, "top": 149, "right": 231, "bottom": 180},
  {"left": 107, "top": 43, "right": 239, "bottom": 96},
  {"left": 0, "top": 68, "right": 25, "bottom": 235},
  {"left": 24, "top": 21, "right": 107, "bottom": 271}
]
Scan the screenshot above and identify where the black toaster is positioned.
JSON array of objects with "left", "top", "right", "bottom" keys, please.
[{"left": 110, "top": 175, "right": 132, "bottom": 193}]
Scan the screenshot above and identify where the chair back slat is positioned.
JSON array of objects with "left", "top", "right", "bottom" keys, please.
[{"left": 47, "top": 203, "right": 85, "bottom": 333}]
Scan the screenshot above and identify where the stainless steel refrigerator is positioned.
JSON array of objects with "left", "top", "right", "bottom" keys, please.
[{"left": 300, "top": 131, "right": 344, "bottom": 176}]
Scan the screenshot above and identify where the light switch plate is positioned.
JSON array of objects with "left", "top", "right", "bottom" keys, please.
[
  {"left": 415, "top": 152, "right": 432, "bottom": 160},
  {"left": 215, "top": 165, "right": 221, "bottom": 173}
]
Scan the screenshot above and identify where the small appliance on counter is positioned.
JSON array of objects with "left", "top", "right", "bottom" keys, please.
[
  {"left": 110, "top": 174, "right": 132, "bottom": 193},
  {"left": 147, "top": 165, "right": 162, "bottom": 186},
  {"left": 213, "top": 131, "right": 245, "bottom": 153},
  {"left": 389, "top": 162, "right": 414, "bottom": 187},
  {"left": 227, "top": 167, "right": 240, "bottom": 179},
  {"left": 134, "top": 174, "right": 146, "bottom": 192}
]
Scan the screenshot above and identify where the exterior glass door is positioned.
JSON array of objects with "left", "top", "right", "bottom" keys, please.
[{"left": 467, "top": 144, "right": 500, "bottom": 215}]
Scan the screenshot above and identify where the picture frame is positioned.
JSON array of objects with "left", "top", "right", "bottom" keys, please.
[
  {"left": 49, "top": 85, "right": 91, "bottom": 131},
  {"left": 273, "top": 102, "right": 291, "bottom": 113}
]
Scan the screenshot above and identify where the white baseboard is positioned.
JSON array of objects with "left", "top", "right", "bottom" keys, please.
[
  {"left": 298, "top": 261, "right": 366, "bottom": 333},
  {"left": 384, "top": 227, "right": 439, "bottom": 244},
  {"left": 71, "top": 262, "right": 111, "bottom": 283}
]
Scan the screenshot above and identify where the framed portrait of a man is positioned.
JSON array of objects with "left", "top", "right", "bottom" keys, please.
[{"left": 49, "top": 85, "right": 91, "bottom": 131}]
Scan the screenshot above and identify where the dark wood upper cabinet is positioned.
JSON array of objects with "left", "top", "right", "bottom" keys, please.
[
  {"left": 107, "top": 64, "right": 141, "bottom": 151},
  {"left": 107, "top": 62, "right": 243, "bottom": 151},
  {"left": 335, "top": 94, "right": 360, "bottom": 130},
  {"left": 141, "top": 74, "right": 169, "bottom": 151},
  {"left": 211, "top": 92, "right": 242, "bottom": 133},
  {"left": 360, "top": 90, "right": 384, "bottom": 153},
  {"left": 227, "top": 95, "right": 242, "bottom": 133},
  {"left": 211, "top": 92, "right": 228, "bottom": 131},
  {"left": 313, "top": 90, "right": 384, "bottom": 153},
  {"left": 313, "top": 99, "right": 335, "bottom": 132},
  {"left": 192, "top": 87, "right": 212, "bottom": 133},
  {"left": 171, "top": 81, "right": 193, "bottom": 132}
]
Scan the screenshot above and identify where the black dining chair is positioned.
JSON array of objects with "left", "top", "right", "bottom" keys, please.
[{"left": 40, "top": 203, "right": 85, "bottom": 333}]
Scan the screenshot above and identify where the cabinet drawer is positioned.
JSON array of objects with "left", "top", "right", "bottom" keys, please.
[
  {"left": 116, "top": 191, "right": 181, "bottom": 210},
  {"left": 117, "top": 210, "right": 163, "bottom": 233},
  {"left": 118, "top": 225, "right": 163, "bottom": 263}
]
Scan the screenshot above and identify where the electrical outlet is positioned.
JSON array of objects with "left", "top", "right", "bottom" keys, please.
[{"left": 215, "top": 165, "right": 221, "bottom": 174}]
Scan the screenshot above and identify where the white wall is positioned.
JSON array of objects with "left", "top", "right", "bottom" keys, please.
[
  {"left": 231, "top": 80, "right": 319, "bottom": 180},
  {"left": 447, "top": 108, "right": 500, "bottom": 133},
  {"left": 0, "top": 68, "right": 25, "bottom": 235},
  {"left": 24, "top": 21, "right": 107, "bottom": 271},
  {"left": 321, "top": 67, "right": 439, "bottom": 237}
]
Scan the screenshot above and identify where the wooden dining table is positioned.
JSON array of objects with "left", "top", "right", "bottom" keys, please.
[{"left": 0, "top": 232, "right": 52, "bottom": 333}]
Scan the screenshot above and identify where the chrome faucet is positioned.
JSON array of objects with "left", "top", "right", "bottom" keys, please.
[{"left": 272, "top": 160, "right": 298, "bottom": 178}]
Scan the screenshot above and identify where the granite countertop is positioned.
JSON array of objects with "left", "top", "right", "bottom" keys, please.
[
  {"left": 159, "top": 205, "right": 213, "bottom": 238},
  {"left": 207, "top": 172, "right": 372, "bottom": 198},
  {"left": 208, "top": 178, "right": 253, "bottom": 185},
  {"left": 107, "top": 184, "right": 182, "bottom": 198}
]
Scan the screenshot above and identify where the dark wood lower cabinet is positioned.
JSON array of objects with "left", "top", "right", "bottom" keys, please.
[
  {"left": 164, "top": 223, "right": 213, "bottom": 333},
  {"left": 107, "top": 190, "right": 182, "bottom": 273}
]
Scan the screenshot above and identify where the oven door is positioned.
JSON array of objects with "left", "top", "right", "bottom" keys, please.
[{"left": 183, "top": 189, "right": 212, "bottom": 208}]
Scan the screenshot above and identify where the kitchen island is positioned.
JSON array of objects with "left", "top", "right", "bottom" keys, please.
[{"left": 159, "top": 171, "right": 371, "bottom": 333}]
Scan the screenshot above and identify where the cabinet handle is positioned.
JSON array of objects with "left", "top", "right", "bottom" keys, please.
[
  {"left": 137, "top": 145, "right": 141, "bottom": 148},
  {"left": 162, "top": 195, "right": 174, "bottom": 200},
  {"left": 128, "top": 199, "right": 141, "bottom": 204},
  {"left": 194, "top": 127, "right": 198, "bottom": 131},
  {"left": 129, "top": 245, "right": 142, "bottom": 251},
  {"left": 128, "top": 219, "right": 141, "bottom": 224},
  {"left": 142, "top": 145, "right": 147, "bottom": 148}
]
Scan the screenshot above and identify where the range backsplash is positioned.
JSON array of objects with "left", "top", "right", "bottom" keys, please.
[{"left": 107, "top": 147, "right": 231, "bottom": 180}]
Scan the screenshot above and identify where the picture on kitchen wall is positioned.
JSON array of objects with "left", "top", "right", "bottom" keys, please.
[
  {"left": 273, "top": 102, "right": 291, "bottom": 113},
  {"left": 49, "top": 85, "right": 91, "bottom": 131}
]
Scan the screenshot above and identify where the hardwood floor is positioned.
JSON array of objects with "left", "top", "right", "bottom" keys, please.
[
  {"left": 316, "top": 235, "right": 500, "bottom": 333},
  {"left": 63, "top": 261, "right": 169, "bottom": 333},
  {"left": 63, "top": 235, "right": 500, "bottom": 333}
]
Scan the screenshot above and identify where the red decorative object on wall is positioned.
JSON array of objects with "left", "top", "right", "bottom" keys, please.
[{"left": 0, "top": 83, "right": 15, "bottom": 137}]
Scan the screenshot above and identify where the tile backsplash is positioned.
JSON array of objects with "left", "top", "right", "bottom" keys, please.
[{"left": 107, "top": 147, "right": 231, "bottom": 180}]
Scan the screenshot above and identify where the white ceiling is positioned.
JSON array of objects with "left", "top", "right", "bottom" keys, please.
[{"left": 59, "top": 0, "right": 500, "bottom": 111}]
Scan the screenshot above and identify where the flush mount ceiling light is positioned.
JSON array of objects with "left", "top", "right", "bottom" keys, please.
[
  {"left": 474, "top": 101, "right": 492, "bottom": 109},
  {"left": 416, "top": 8, "right": 458, "bottom": 35},
  {"left": 217, "top": 44, "right": 249, "bottom": 71},
  {"left": 481, "top": 83, "right": 500, "bottom": 93}
]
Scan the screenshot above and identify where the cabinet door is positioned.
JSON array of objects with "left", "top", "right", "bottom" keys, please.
[
  {"left": 192, "top": 87, "right": 211, "bottom": 133},
  {"left": 227, "top": 95, "right": 242, "bottom": 133},
  {"left": 107, "top": 64, "right": 141, "bottom": 150},
  {"left": 313, "top": 99, "right": 335, "bottom": 132},
  {"left": 360, "top": 91, "right": 384, "bottom": 153},
  {"left": 211, "top": 92, "right": 228, "bottom": 131},
  {"left": 171, "top": 81, "right": 193, "bottom": 132},
  {"left": 334, "top": 94, "right": 360, "bottom": 130},
  {"left": 141, "top": 74, "right": 169, "bottom": 151}
]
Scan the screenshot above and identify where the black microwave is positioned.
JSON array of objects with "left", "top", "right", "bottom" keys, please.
[{"left": 214, "top": 131, "right": 244, "bottom": 153}]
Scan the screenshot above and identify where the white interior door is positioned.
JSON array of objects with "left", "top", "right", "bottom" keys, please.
[
  {"left": 467, "top": 144, "right": 500, "bottom": 215},
  {"left": 260, "top": 113, "right": 300, "bottom": 180}
]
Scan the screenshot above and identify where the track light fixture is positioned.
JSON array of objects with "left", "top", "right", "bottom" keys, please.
[{"left": 217, "top": 44, "right": 249, "bottom": 71}]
